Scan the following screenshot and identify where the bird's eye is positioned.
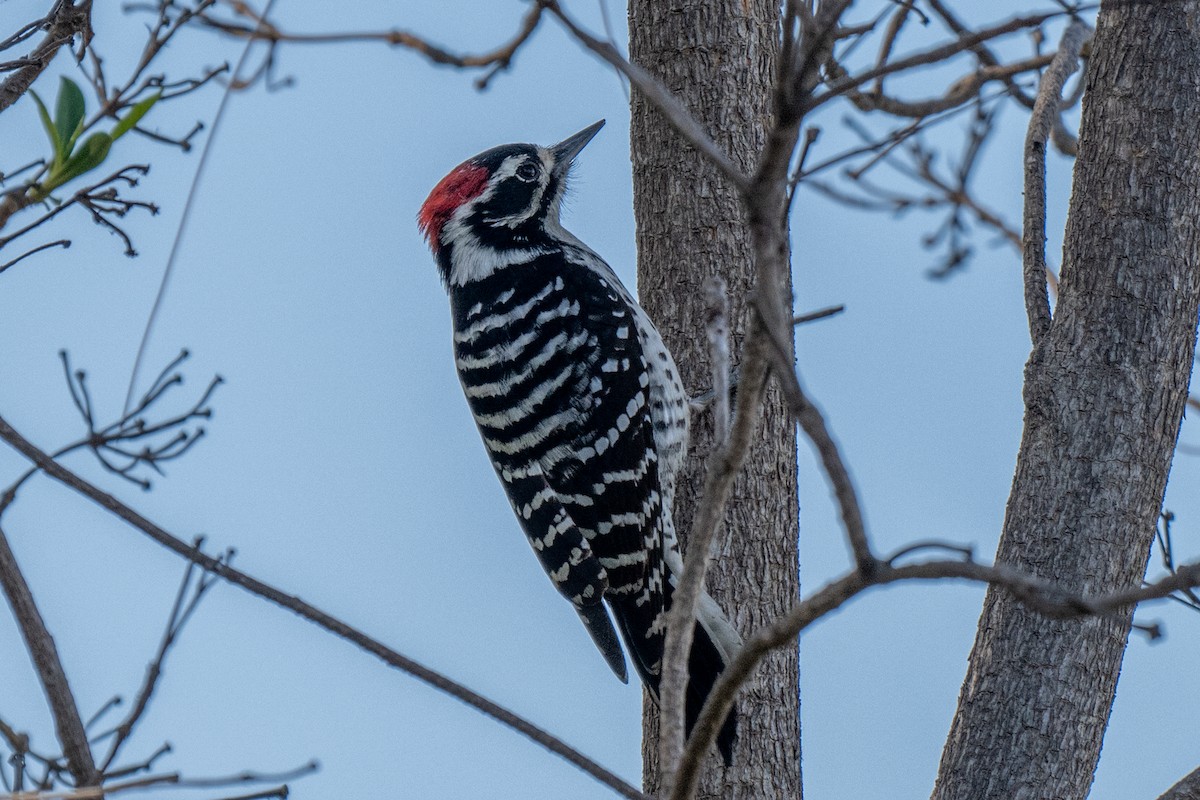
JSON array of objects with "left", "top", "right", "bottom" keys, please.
[{"left": 515, "top": 163, "right": 539, "bottom": 183}]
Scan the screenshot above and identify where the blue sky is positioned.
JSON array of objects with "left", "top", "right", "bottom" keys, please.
[{"left": 0, "top": 2, "right": 1197, "bottom": 798}]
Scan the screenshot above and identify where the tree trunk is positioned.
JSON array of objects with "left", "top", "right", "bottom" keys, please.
[
  {"left": 933, "top": 5, "right": 1200, "bottom": 799},
  {"left": 628, "top": 2, "right": 801, "bottom": 798}
]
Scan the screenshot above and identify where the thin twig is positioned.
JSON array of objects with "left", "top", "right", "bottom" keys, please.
[
  {"left": 792, "top": 305, "right": 845, "bottom": 326},
  {"left": 202, "top": 786, "right": 288, "bottom": 800},
  {"left": 100, "top": 742, "right": 171, "bottom": 780},
  {"left": 198, "top": 0, "right": 546, "bottom": 88},
  {"left": 0, "top": 240, "right": 70, "bottom": 275},
  {"left": 83, "top": 696, "right": 122, "bottom": 732},
  {"left": 99, "top": 555, "right": 219, "bottom": 772},
  {"left": 175, "top": 760, "right": 319, "bottom": 788},
  {"left": 123, "top": 0, "right": 279, "bottom": 414},
  {"left": 924, "top": 0, "right": 1039, "bottom": 108},
  {"left": 809, "top": 9, "right": 1072, "bottom": 113}
]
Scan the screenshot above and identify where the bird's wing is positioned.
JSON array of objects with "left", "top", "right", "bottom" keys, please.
[
  {"left": 534, "top": 267, "right": 669, "bottom": 684},
  {"left": 492, "top": 464, "right": 628, "bottom": 683},
  {"left": 450, "top": 255, "right": 662, "bottom": 683}
]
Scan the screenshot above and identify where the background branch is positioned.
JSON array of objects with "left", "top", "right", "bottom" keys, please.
[
  {"left": 0, "top": 524, "right": 97, "bottom": 788},
  {"left": 97, "top": 555, "right": 222, "bottom": 773},
  {"left": 0, "top": 1, "right": 92, "bottom": 114}
]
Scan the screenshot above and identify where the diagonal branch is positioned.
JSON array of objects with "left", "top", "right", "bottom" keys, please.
[
  {"left": 544, "top": 1, "right": 749, "bottom": 191},
  {"left": 98, "top": 556, "right": 220, "bottom": 773},
  {"left": 1158, "top": 765, "right": 1200, "bottom": 800},
  {"left": 755, "top": 302, "right": 874, "bottom": 573},
  {"left": 0, "top": 523, "right": 98, "bottom": 787},
  {"left": 0, "top": 413, "right": 646, "bottom": 800}
]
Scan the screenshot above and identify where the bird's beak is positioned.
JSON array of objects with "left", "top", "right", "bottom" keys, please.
[{"left": 550, "top": 120, "right": 605, "bottom": 177}]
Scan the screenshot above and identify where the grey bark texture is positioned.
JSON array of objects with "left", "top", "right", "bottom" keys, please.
[
  {"left": 627, "top": 2, "right": 801, "bottom": 798},
  {"left": 1160, "top": 767, "right": 1200, "bottom": 800},
  {"left": 933, "top": 4, "right": 1200, "bottom": 800}
]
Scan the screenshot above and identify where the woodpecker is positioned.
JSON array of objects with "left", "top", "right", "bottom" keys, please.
[{"left": 418, "top": 121, "right": 740, "bottom": 763}]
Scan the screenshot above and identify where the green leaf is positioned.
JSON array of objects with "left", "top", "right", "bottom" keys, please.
[
  {"left": 29, "top": 89, "right": 63, "bottom": 163},
  {"left": 111, "top": 92, "right": 161, "bottom": 141},
  {"left": 53, "top": 132, "right": 112, "bottom": 187},
  {"left": 54, "top": 77, "right": 86, "bottom": 159}
]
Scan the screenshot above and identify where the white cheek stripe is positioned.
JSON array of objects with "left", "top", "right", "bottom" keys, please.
[{"left": 441, "top": 152, "right": 557, "bottom": 286}]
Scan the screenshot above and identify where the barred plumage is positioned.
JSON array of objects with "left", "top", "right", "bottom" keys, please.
[{"left": 419, "top": 121, "right": 739, "bottom": 763}]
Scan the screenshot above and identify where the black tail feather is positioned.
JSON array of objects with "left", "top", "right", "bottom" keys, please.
[
  {"left": 684, "top": 620, "right": 738, "bottom": 766},
  {"left": 610, "top": 596, "right": 738, "bottom": 765}
]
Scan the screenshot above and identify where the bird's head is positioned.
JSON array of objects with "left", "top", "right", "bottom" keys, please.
[{"left": 418, "top": 121, "right": 604, "bottom": 283}]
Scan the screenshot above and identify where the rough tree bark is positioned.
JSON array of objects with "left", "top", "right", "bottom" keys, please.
[
  {"left": 933, "top": 4, "right": 1200, "bottom": 799},
  {"left": 628, "top": 2, "right": 801, "bottom": 798}
]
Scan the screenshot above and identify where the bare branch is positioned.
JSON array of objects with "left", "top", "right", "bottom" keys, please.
[
  {"left": 0, "top": 240, "right": 70, "bottom": 276},
  {"left": 83, "top": 696, "right": 122, "bottom": 732},
  {"left": 99, "top": 1, "right": 220, "bottom": 117},
  {"left": 873, "top": 1, "right": 921, "bottom": 96},
  {"left": 175, "top": 760, "right": 319, "bottom": 788},
  {"left": 197, "top": 0, "right": 546, "bottom": 90},
  {"left": 839, "top": 54, "right": 1054, "bottom": 118},
  {"left": 99, "top": 555, "right": 221, "bottom": 772},
  {"left": 1023, "top": 19, "right": 1090, "bottom": 345},
  {"left": 0, "top": 414, "right": 647, "bottom": 800},
  {"left": 0, "top": 166, "right": 153, "bottom": 256},
  {"left": 47, "top": 350, "right": 222, "bottom": 491},
  {"left": 810, "top": 9, "right": 1070, "bottom": 114},
  {"left": 793, "top": 305, "right": 845, "bottom": 326},
  {"left": 924, "top": 0, "right": 1040, "bottom": 108},
  {"left": 204, "top": 788, "right": 287, "bottom": 800},
  {"left": 657, "top": 278, "right": 734, "bottom": 785},
  {"left": 0, "top": 524, "right": 98, "bottom": 787},
  {"left": 122, "top": 0, "right": 274, "bottom": 415},
  {"left": 0, "top": 1, "right": 93, "bottom": 115},
  {"left": 661, "top": 326, "right": 772, "bottom": 798},
  {"left": 100, "top": 742, "right": 172, "bottom": 780},
  {"left": 755, "top": 302, "right": 874, "bottom": 572},
  {"left": 680, "top": 554, "right": 1200, "bottom": 791},
  {"left": 1158, "top": 765, "right": 1200, "bottom": 800}
]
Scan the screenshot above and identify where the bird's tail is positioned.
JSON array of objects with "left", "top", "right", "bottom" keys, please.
[{"left": 611, "top": 589, "right": 741, "bottom": 765}]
